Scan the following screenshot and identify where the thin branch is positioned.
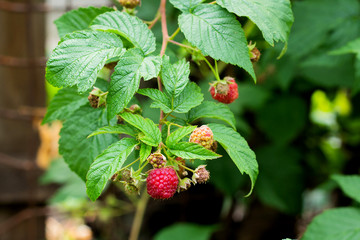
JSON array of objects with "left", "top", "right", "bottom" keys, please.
[{"left": 168, "top": 40, "right": 199, "bottom": 52}]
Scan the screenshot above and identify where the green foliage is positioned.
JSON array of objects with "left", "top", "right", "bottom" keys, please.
[
  {"left": 178, "top": 4, "right": 255, "bottom": 80},
  {"left": 120, "top": 112, "right": 162, "bottom": 146},
  {"left": 256, "top": 95, "right": 307, "bottom": 144},
  {"left": 169, "top": 0, "right": 203, "bottom": 12},
  {"left": 154, "top": 223, "right": 216, "bottom": 240},
  {"left": 88, "top": 125, "right": 139, "bottom": 138},
  {"left": 86, "top": 138, "right": 138, "bottom": 201},
  {"left": 107, "top": 48, "right": 160, "bottom": 119},
  {"left": 54, "top": 6, "right": 113, "bottom": 38},
  {"left": 216, "top": 0, "right": 294, "bottom": 47},
  {"left": 168, "top": 142, "right": 220, "bottom": 160},
  {"left": 256, "top": 146, "right": 304, "bottom": 214},
  {"left": 42, "top": 87, "right": 88, "bottom": 124},
  {"left": 46, "top": 31, "right": 124, "bottom": 92},
  {"left": 187, "top": 101, "right": 236, "bottom": 129},
  {"left": 139, "top": 143, "right": 152, "bottom": 164},
  {"left": 332, "top": 175, "right": 360, "bottom": 203},
  {"left": 59, "top": 106, "right": 118, "bottom": 180},
  {"left": 302, "top": 208, "right": 360, "bottom": 240},
  {"left": 90, "top": 11, "right": 156, "bottom": 55},
  {"left": 41, "top": 158, "right": 86, "bottom": 203},
  {"left": 166, "top": 126, "right": 197, "bottom": 147},
  {"left": 161, "top": 56, "right": 190, "bottom": 98},
  {"left": 208, "top": 123, "right": 258, "bottom": 195}
]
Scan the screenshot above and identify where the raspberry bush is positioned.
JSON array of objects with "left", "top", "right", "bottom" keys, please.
[{"left": 41, "top": 0, "right": 300, "bottom": 238}]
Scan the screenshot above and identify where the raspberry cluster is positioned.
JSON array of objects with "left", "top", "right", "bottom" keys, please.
[{"left": 146, "top": 167, "right": 179, "bottom": 199}]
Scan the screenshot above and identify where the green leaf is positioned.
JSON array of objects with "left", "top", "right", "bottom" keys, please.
[
  {"left": 169, "top": 0, "right": 204, "bottom": 12},
  {"left": 187, "top": 101, "right": 236, "bottom": 129},
  {"left": 178, "top": 4, "right": 255, "bottom": 80},
  {"left": 169, "top": 142, "right": 220, "bottom": 160},
  {"left": 256, "top": 95, "right": 307, "bottom": 144},
  {"left": 140, "top": 55, "right": 162, "bottom": 80},
  {"left": 166, "top": 126, "right": 197, "bottom": 147},
  {"left": 161, "top": 56, "right": 190, "bottom": 97},
  {"left": 42, "top": 87, "right": 88, "bottom": 124},
  {"left": 91, "top": 11, "right": 156, "bottom": 55},
  {"left": 332, "top": 175, "right": 360, "bottom": 203},
  {"left": 216, "top": 0, "right": 294, "bottom": 46},
  {"left": 302, "top": 207, "right": 360, "bottom": 240},
  {"left": 59, "top": 106, "right": 118, "bottom": 181},
  {"left": 107, "top": 49, "right": 160, "bottom": 119},
  {"left": 46, "top": 31, "right": 124, "bottom": 92},
  {"left": 139, "top": 143, "right": 152, "bottom": 165},
  {"left": 137, "top": 88, "right": 172, "bottom": 113},
  {"left": 41, "top": 158, "right": 87, "bottom": 203},
  {"left": 88, "top": 125, "right": 139, "bottom": 138},
  {"left": 331, "top": 38, "right": 360, "bottom": 55},
  {"left": 172, "top": 82, "right": 204, "bottom": 113},
  {"left": 256, "top": 146, "right": 304, "bottom": 214},
  {"left": 55, "top": 6, "right": 113, "bottom": 38},
  {"left": 120, "top": 112, "right": 161, "bottom": 146},
  {"left": 86, "top": 138, "right": 138, "bottom": 201},
  {"left": 154, "top": 223, "right": 216, "bottom": 240},
  {"left": 207, "top": 123, "right": 258, "bottom": 196}
]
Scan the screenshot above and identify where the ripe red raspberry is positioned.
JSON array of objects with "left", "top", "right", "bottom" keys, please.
[
  {"left": 147, "top": 153, "right": 167, "bottom": 168},
  {"left": 209, "top": 77, "right": 239, "bottom": 104},
  {"left": 146, "top": 167, "right": 179, "bottom": 199},
  {"left": 189, "top": 125, "right": 214, "bottom": 150}
]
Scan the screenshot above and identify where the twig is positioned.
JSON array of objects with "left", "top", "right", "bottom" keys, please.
[{"left": 128, "top": 192, "right": 149, "bottom": 240}]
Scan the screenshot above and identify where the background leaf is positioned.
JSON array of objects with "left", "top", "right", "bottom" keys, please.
[
  {"left": 256, "top": 146, "right": 304, "bottom": 214},
  {"left": 54, "top": 6, "right": 113, "bottom": 38},
  {"left": 140, "top": 143, "right": 152, "bottom": 164},
  {"left": 208, "top": 123, "right": 258, "bottom": 196},
  {"left": 154, "top": 223, "right": 216, "bottom": 240},
  {"left": 302, "top": 207, "right": 360, "bottom": 240},
  {"left": 332, "top": 175, "right": 360, "bottom": 203},
  {"left": 216, "top": 0, "right": 293, "bottom": 46},
  {"left": 187, "top": 101, "right": 236, "bottom": 129},
  {"left": 91, "top": 11, "right": 156, "bottom": 55},
  {"left": 59, "top": 106, "right": 118, "bottom": 181},
  {"left": 46, "top": 31, "right": 124, "bottom": 92},
  {"left": 179, "top": 4, "right": 255, "bottom": 80},
  {"left": 86, "top": 138, "right": 138, "bottom": 201}
]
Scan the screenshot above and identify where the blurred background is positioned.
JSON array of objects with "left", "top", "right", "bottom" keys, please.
[{"left": 1, "top": 0, "right": 359, "bottom": 239}]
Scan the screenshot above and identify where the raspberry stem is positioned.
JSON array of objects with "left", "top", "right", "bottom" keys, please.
[
  {"left": 203, "top": 57, "right": 221, "bottom": 81},
  {"left": 117, "top": 157, "right": 140, "bottom": 173}
]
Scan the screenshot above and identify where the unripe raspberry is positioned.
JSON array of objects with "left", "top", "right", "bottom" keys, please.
[
  {"left": 129, "top": 104, "right": 142, "bottom": 114},
  {"left": 210, "top": 141, "right": 218, "bottom": 152},
  {"left": 209, "top": 77, "right": 239, "bottom": 104},
  {"left": 193, "top": 165, "right": 210, "bottom": 184},
  {"left": 118, "top": 0, "right": 140, "bottom": 8},
  {"left": 178, "top": 178, "right": 192, "bottom": 192},
  {"left": 146, "top": 167, "right": 179, "bottom": 199},
  {"left": 189, "top": 125, "right": 214, "bottom": 150},
  {"left": 125, "top": 183, "right": 139, "bottom": 194},
  {"left": 250, "top": 47, "right": 261, "bottom": 63},
  {"left": 147, "top": 153, "right": 167, "bottom": 168},
  {"left": 88, "top": 87, "right": 106, "bottom": 108},
  {"left": 175, "top": 157, "right": 187, "bottom": 176}
]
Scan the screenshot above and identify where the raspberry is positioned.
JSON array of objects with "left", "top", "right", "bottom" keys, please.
[
  {"left": 88, "top": 87, "right": 106, "bottom": 108},
  {"left": 118, "top": 0, "right": 140, "bottom": 8},
  {"left": 146, "top": 167, "right": 179, "bottom": 199},
  {"left": 209, "top": 77, "right": 239, "bottom": 104},
  {"left": 129, "top": 104, "right": 142, "bottom": 114},
  {"left": 175, "top": 157, "right": 187, "bottom": 176},
  {"left": 250, "top": 47, "right": 261, "bottom": 63},
  {"left": 189, "top": 125, "right": 214, "bottom": 150},
  {"left": 193, "top": 165, "right": 210, "bottom": 184},
  {"left": 147, "top": 153, "right": 167, "bottom": 168}
]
